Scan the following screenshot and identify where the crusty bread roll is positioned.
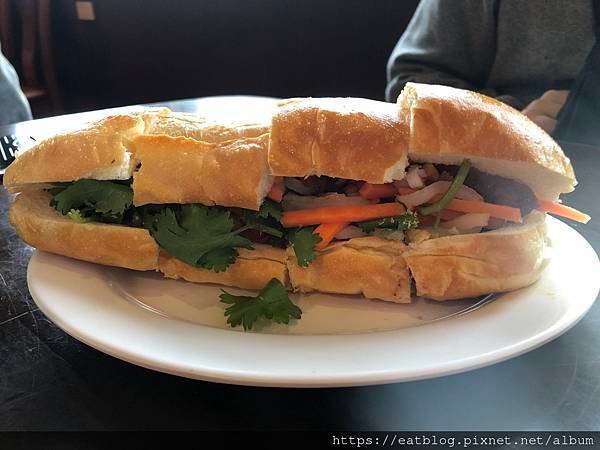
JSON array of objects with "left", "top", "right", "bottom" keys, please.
[
  {"left": 4, "top": 108, "right": 273, "bottom": 201},
  {"left": 269, "top": 97, "right": 409, "bottom": 183},
  {"left": 404, "top": 212, "right": 547, "bottom": 301},
  {"left": 145, "top": 110, "right": 270, "bottom": 143},
  {"left": 9, "top": 191, "right": 160, "bottom": 271},
  {"left": 398, "top": 83, "right": 576, "bottom": 200},
  {"left": 4, "top": 90, "right": 577, "bottom": 303},
  {"left": 4, "top": 114, "right": 146, "bottom": 189}
]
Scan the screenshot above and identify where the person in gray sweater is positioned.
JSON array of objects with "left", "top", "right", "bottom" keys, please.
[
  {"left": 0, "top": 45, "right": 32, "bottom": 125},
  {"left": 386, "top": 0, "right": 595, "bottom": 134}
]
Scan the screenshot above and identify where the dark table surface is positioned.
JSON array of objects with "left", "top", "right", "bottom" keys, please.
[{"left": 0, "top": 98, "right": 599, "bottom": 432}]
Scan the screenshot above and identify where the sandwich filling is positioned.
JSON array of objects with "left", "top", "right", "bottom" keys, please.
[{"left": 45, "top": 158, "right": 549, "bottom": 273}]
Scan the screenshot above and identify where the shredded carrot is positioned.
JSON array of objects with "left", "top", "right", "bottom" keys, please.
[
  {"left": 314, "top": 222, "right": 349, "bottom": 250},
  {"left": 537, "top": 198, "right": 590, "bottom": 224},
  {"left": 281, "top": 203, "right": 406, "bottom": 228},
  {"left": 396, "top": 187, "right": 417, "bottom": 195},
  {"left": 267, "top": 182, "right": 285, "bottom": 202},
  {"left": 359, "top": 183, "right": 397, "bottom": 200},
  {"left": 444, "top": 198, "right": 522, "bottom": 222}
]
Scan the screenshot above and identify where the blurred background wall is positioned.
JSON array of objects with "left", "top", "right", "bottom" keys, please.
[{"left": 0, "top": 0, "right": 419, "bottom": 118}]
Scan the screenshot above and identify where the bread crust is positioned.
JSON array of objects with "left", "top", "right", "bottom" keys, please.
[
  {"left": 398, "top": 83, "right": 576, "bottom": 200},
  {"left": 146, "top": 111, "right": 270, "bottom": 142},
  {"left": 404, "top": 212, "right": 547, "bottom": 301},
  {"left": 130, "top": 134, "right": 213, "bottom": 206},
  {"left": 287, "top": 236, "right": 411, "bottom": 302},
  {"left": 9, "top": 191, "right": 159, "bottom": 271},
  {"left": 4, "top": 113, "right": 145, "bottom": 189},
  {"left": 3, "top": 109, "right": 272, "bottom": 205},
  {"left": 159, "top": 246, "right": 287, "bottom": 290},
  {"left": 269, "top": 98, "right": 409, "bottom": 183},
  {"left": 130, "top": 133, "right": 271, "bottom": 210}
]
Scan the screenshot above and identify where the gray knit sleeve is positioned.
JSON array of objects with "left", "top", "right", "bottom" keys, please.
[
  {"left": 386, "top": 0, "right": 497, "bottom": 102},
  {"left": 0, "top": 47, "right": 32, "bottom": 126}
]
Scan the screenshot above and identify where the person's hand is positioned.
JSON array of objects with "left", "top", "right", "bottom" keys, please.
[{"left": 522, "top": 90, "right": 569, "bottom": 133}]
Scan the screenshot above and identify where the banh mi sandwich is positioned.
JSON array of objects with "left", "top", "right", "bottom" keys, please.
[{"left": 4, "top": 83, "right": 590, "bottom": 330}]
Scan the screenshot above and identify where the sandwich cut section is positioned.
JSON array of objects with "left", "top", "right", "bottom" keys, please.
[{"left": 3, "top": 88, "right": 588, "bottom": 313}]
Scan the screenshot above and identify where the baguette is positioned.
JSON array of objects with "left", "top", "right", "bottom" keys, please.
[
  {"left": 4, "top": 87, "right": 581, "bottom": 304},
  {"left": 9, "top": 190, "right": 159, "bottom": 271}
]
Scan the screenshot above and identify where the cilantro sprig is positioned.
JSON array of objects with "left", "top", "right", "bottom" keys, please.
[
  {"left": 147, "top": 204, "right": 253, "bottom": 272},
  {"left": 287, "top": 227, "right": 322, "bottom": 267},
  {"left": 220, "top": 278, "right": 302, "bottom": 330},
  {"left": 419, "top": 159, "right": 471, "bottom": 227},
  {"left": 239, "top": 199, "right": 285, "bottom": 238},
  {"left": 49, "top": 179, "right": 133, "bottom": 223}
]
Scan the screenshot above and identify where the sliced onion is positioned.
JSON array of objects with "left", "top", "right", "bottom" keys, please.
[
  {"left": 455, "top": 185, "right": 483, "bottom": 201},
  {"left": 397, "top": 181, "right": 451, "bottom": 209},
  {"left": 396, "top": 181, "right": 483, "bottom": 209},
  {"left": 406, "top": 165, "right": 426, "bottom": 189},
  {"left": 334, "top": 225, "right": 366, "bottom": 240},
  {"left": 441, "top": 213, "right": 490, "bottom": 230},
  {"left": 282, "top": 193, "right": 372, "bottom": 211}
]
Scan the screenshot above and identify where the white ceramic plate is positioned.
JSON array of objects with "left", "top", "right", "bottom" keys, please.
[{"left": 27, "top": 217, "right": 598, "bottom": 387}]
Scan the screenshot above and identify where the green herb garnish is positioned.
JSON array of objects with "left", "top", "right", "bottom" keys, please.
[
  {"left": 220, "top": 278, "right": 302, "bottom": 330},
  {"left": 66, "top": 209, "right": 93, "bottom": 223},
  {"left": 287, "top": 227, "right": 322, "bottom": 267},
  {"left": 50, "top": 179, "right": 133, "bottom": 223},
  {"left": 147, "top": 204, "right": 253, "bottom": 272},
  {"left": 240, "top": 199, "right": 285, "bottom": 238},
  {"left": 419, "top": 159, "right": 472, "bottom": 224},
  {"left": 357, "top": 212, "right": 419, "bottom": 234}
]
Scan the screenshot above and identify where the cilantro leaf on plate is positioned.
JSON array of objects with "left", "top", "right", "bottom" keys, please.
[
  {"left": 220, "top": 278, "right": 302, "bottom": 330},
  {"left": 50, "top": 179, "right": 133, "bottom": 223},
  {"left": 148, "top": 204, "right": 253, "bottom": 272},
  {"left": 287, "top": 227, "right": 321, "bottom": 267}
]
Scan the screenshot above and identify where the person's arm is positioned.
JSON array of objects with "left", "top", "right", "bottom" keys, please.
[
  {"left": 0, "top": 47, "right": 32, "bottom": 126},
  {"left": 386, "top": 0, "right": 497, "bottom": 102}
]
